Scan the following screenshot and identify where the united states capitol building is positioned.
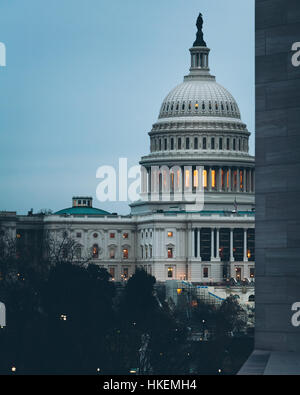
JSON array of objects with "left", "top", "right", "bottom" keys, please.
[{"left": 0, "top": 15, "right": 255, "bottom": 304}]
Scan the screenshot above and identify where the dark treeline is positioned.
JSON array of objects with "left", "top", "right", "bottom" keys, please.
[{"left": 0, "top": 232, "right": 253, "bottom": 375}]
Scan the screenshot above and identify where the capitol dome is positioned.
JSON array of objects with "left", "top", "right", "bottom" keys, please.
[{"left": 158, "top": 80, "right": 241, "bottom": 120}]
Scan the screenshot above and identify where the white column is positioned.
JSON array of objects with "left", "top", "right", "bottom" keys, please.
[
  {"left": 198, "top": 228, "right": 201, "bottom": 261},
  {"left": 243, "top": 229, "right": 248, "bottom": 262},
  {"left": 237, "top": 168, "right": 240, "bottom": 192},
  {"left": 228, "top": 168, "right": 231, "bottom": 192},
  {"left": 218, "top": 168, "right": 222, "bottom": 192},
  {"left": 191, "top": 228, "right": 195, "bottom": 259},
  {"left": 208, "top": 167, "right": 212, "bottom": 191},
  {"left": 211, "top": 228, "right": 215, "bottom": 261},
  {"left": 216, "top": 228, "right": 220, "bottom": 261},
  {"left": 230, "top": 228, "right": 234, "bottom": 262}
]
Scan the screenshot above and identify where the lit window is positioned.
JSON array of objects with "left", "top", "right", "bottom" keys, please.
[
  {"left": 16, "top": 233, "right": 21, "bottom": 239},
  {"left": 185, "top": 170, "right": 190, "bottom": 188},
  {"left": 123, "top": 268, "right": 128, "bottom": 279},
  {"left": 193, "top": 170, "right": 199, "bottom": 187},
  {"left": 203, "top": 170, "right": 207, "bottom": 188},
  {"left": 123, "top": 248, "right": 128, "bottom": 259},
  {"left": 110, "top": 233, "right": 115, "bottom": 239},
  {"left": 123, "top": 233, "right": 129, "bottom": 239},
  {"left": 235, "top": 267, "right": 242, "bottom": 280},
  {"left": 195, "top": 102, "right": 199, "bottom": 110},
  {"left": 167, "top": 267, "right": 173, "bottom": 278},
  {"left": 168, "top": 232, "right": 173, "bottom": 238},
  {"left": 212, "top": 170, "right": 216, "bottom": 188},
  {"left": 168, "top": 248, "right": 173, "bottom": 259},
  {"left": 110, "top": 249, "right": 115, "bottom": 259},
  {"left": 92, "top": 244, "right": 99, "bottom": 259},
  {"left": 240, "top": 171, "right": 243, "bottom": 190},
  {"left": 250, "top": 268, "right": 255, "bottom": 278},
  {"left": 203, "top": 267, "right": 209, "bottom": 278},
  {"left": 109, "top": 267, "right": 115, "bottom": 279},
  {"left": 248, "top": 250, "right": 252, "bottom": 259}
]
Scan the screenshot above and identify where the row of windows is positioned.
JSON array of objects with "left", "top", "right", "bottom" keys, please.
[
  {"left": 90, "top": 245, "right": 129, "bottom": 260},
  {"left": 161, "top": 100, "right": 238, "bottom": 115},
  {"left": 152, "top": 136, "right": 248, "bottom": 152},
  {"left": 75, "top": 232, "right": 129, "bottom": 239},
  {"left": 146, "top": 167, "right": 254, "bottom": 193}
]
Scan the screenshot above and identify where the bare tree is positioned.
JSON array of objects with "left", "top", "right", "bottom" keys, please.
[{"left": 43, "top": 229, "right": 92, "bottom": 267}]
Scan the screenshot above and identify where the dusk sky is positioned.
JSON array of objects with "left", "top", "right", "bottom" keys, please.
[{"left": 0, "top": 0, "right": 254, "bottom": 215}]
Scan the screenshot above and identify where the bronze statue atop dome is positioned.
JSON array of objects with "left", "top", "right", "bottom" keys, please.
[{"left": 193, "top": 13, "right": 207, "bottom": 47}]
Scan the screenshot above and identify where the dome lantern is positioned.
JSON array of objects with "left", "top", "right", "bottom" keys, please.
[{"left": 188, "top": 13, "right": 212, "bottom": 80}]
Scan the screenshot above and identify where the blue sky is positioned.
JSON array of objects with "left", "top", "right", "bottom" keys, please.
[{"left": 0, "top": 0, "right": 254, "bottom": 215}]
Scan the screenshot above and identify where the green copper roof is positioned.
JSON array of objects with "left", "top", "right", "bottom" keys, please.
[{"left": 54, "top": 207, "right": 110, "bottom": 216}]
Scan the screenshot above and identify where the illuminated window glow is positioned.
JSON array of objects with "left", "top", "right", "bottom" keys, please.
[
  {"left": 212, "top": 170, "right": 216, "bottom": 188},
  {"left": 203, "top": 170, "right": 207, "bottom": 188},
  {"left": 193, "top": 170, "right": 199, "bottom": 187},
  {"left": 185, "top": 170, "right": 190, "bottom": 188}
]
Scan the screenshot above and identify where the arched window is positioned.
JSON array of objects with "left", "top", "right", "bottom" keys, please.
[
  {"left": 211, "top": 137, "right": 215, "bottom": 150},
  {"left": 202, "top": 101, "right": 205, "bottom": 110},
  {"left": 178, "top": 137, "right": 182, "bottom": 150},
  {"left": 194, "top": 137, "right": 198, "bottom": 149},
  {"left": 110, "top": 248, "right": 115, "bottom": 259},
  {"left": 249, "top": 295, "right": 255, "bottom": 302},
  {"left": 186, "top": 137, "right": 190, "bottom": 150},
  {"left": 123, "top": 248, "right": 129, "bottom": 259},
  {"left": 75, "top": 246, "right": 81, "bottom": 260},
  {"left": 219, "top": 138, "right": 223, "bottom": 150},
  {"left": 92, "top": 244, "right": 99, "bottom": 259},
  {"left": 171, "top": 138, "right": 174, "bottom": 150},
  {"left": 233, "top": 139, "right": 236, "bottom": 151},
  {"left": 227, "top": 138, "right": 230, "bottom": 150},
  {"left": 203, "top": 137, "right": 207, "bottom": 150}
]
